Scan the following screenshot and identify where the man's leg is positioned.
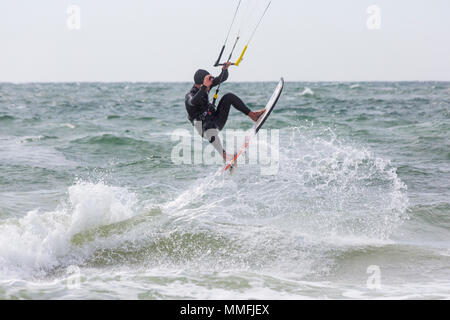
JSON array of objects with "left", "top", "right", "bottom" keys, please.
[
  {"left": 215, "top": 93, "right": 251, "bottom": 131},
  {"left": 203, "top": 127, "right": 228, "bottom": 161},
  {"left": 195, "top": 120, "right": 229, "bottom": 161}
]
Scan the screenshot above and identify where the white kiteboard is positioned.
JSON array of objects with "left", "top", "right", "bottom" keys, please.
[{"left": 224, "top": 78, "right": 284, "bottom": 175}]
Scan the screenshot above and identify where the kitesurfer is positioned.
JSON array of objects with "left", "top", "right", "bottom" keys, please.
[{"left": 185, "top": 62, "right": 265, "bottom": 162}]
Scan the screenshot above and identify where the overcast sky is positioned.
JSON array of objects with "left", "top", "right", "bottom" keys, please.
[{"left": 0, "top": 0, "right": 449, "bottom": 82}]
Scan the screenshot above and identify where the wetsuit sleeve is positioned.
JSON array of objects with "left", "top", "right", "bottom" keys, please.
[
  {"left": 211, "top": 69, "right": 229, "bottom": 88},
  {"left": 186, "top": 86, "right": 208, "bottom": 107}
]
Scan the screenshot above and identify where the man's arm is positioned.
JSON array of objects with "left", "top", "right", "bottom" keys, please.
[
  {"left": 211, "top": 69, "right": 229, "bottom": 88},
  {"left": 186, "top": 86, "right": 208, "bottom": 107}
]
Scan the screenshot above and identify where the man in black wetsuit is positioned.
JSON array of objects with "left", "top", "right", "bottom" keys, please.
[{"left": 185, "top": 62, "right": 265, "bottom": 162}]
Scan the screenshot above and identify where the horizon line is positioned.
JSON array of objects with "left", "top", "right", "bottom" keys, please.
[{"left": 1, "top": 80, "right": 449, "bottom": 84}]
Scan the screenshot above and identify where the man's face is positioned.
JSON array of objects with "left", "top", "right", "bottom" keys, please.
[{"left": 196, "top": 74, "right": 214, "bottom": 89}]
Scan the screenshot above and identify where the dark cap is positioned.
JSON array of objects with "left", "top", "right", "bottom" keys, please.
[{"left": 194, "top": 69, "right": 210, "bottom": 85}]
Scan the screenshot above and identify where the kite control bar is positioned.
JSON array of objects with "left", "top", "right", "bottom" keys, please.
[
  {"left": 213, "top": 1, "right": 270, "bottom": 68},
  {"left": 212, "top": 0, "right": 271, "bottom": 105},
  {"left": 213, "top": 45, "right": 226, "bottom": 67},
  {"left": 215, "top": 44, "right": 248, "bottom": 67}
]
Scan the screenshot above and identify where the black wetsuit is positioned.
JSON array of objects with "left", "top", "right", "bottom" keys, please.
[{"left": 185, "top": 69, "right": 251, "bottom": 136}]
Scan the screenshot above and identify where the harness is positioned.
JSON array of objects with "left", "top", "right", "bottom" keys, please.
[{"left": 198, "top": 108, "right": 213, "bottom": 122}]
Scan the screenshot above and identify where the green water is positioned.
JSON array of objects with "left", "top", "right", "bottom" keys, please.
[{"left": 0, "top": 81, "right": 448, "bottom": 299}]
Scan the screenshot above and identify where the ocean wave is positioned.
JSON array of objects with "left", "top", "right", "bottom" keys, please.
[
  {"left": 300, "top": 88, "right": 314, "bottom": 96},
  {"left": 0, "top": 124, "right": 410, "bottom": 279},
  {"left": 106, "top": 115, "right": 121, "bottom": 120},
  {"left": 0, "top": 181, "right": 138, "bottom": 278},
  {"left": 0, "top": 82, "right": 447, "bottom": 299},
  {"left": 136, "top": 116, "right": 157, "bottom": 121},
  {"left": 408, "top": 203, "right": 450, "bottom": 230},
  {"left": 61, "top": 123, "right": 76, "bottom": 129},
  {"left": 0, "top": 115, "right": 15, "bottom": 121},
  {"left": 71, "top": 134, "right": 148, "bottom": 147},
  {"left": 20, "top": 135, "right": 58, "bottom": 143}
]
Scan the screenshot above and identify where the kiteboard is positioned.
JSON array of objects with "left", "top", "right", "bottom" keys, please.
[{"left": 224, "top": 77, "right": 284, "bottom": 175}]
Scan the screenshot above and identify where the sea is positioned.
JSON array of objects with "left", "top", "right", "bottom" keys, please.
[{"left": 0, "top": 81, "right": 448, "bottom": 299}]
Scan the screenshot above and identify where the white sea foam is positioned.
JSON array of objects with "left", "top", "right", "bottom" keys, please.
[
  {"left": 149, "top": 125, "right": 411, "bottom": 288},
  {"left": 0, "top": 124, "right": 410, "bottom": 291},
  {"left": 300, "top": 87, "right": 314, "bottom": 96},
  {"left": 0, "top": 182, "right": 138, "bottom": 278}
]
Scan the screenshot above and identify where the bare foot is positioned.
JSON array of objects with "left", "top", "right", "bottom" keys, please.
[{"left": 248, "top": 108, "right": 266, "bottom": 122}]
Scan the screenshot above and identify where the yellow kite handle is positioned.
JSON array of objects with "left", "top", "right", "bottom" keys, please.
[{"left": 234, "top": 45, "right": 248, "bottom": 66}]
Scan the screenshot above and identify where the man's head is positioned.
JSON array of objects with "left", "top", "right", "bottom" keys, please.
[{"left": 194, "top": 69, "right": 210, "bottom": 85}]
